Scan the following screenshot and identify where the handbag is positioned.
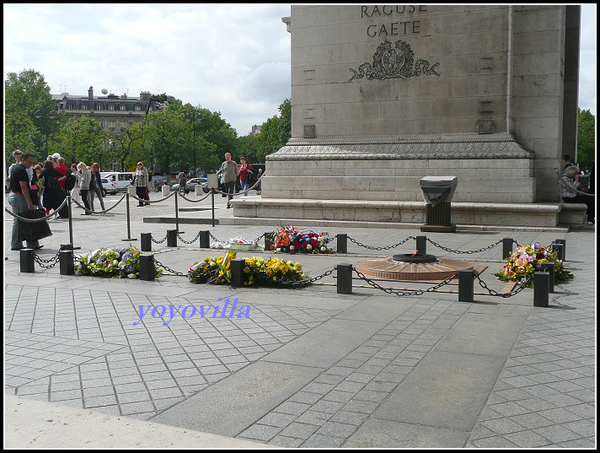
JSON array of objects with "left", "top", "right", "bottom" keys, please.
[
  {"left": 90, "top": 178, "right": 97, "bottom": 190},
  {"left": 17, "top": 208, "right": 53, "bottom": 242}
]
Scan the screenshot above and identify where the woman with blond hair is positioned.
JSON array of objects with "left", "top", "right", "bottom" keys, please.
[
  {"left": 133, "top": 161, "right": 150, "bottom": 206},
  {"left": 89, "top": 163, "right": 106, "bottom": 212},
  {"left": 77, "top": 162, "right": 93, "bottom": 215}
]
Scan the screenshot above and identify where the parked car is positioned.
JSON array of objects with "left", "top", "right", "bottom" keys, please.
[
  {"left": 100, "top": 172, "right": 136, "bottom": 191},
  {"left": 172, "top": 177, "right": 209, "bottom": 193},
  {"left": 100, "top": 178, "right": 118, "bottom": 196}
]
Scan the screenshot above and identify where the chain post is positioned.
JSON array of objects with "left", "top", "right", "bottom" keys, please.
[
  {"left": 199, "top": 230, "right": 210, "bottom": 248},
  {"left": 416, "top": 235, "right": 427, "bottom": 254},
  {"left": 554, "top": 239, "right": 566, "bottom": 261},
  {"left": 141, "top": 233, "right": 152, "bottom": 251},
  {"left": 230, "top": 259, "right": 246, "bottom": 288},
  {"left": 20, "top": 248, "right": 35, "bottom": 273},
  {"left": 174, "top": 191, "right": 180, "bottom": 233},
  {"left": 337, "top": 263, "right": 353, "bottom": 294},
  {"left": 60, "top": 249, "right": 75, "bottom": 275},
  {"left": 67, "top": 195, "right": 74, "bottom": 246},
  {"left": 540, "top": 262, "right": 555, "bottom": 293},
  {"left": 533, "top": 272, "right": 549, "bottom": 307},
  {"left": 458, "top": 269, "right": 475, "bottom": 302},
  {"left": 167, "top": 229, "right": 178, "bottom": 247},
  {"left": 337, "top": 234, "right": 347, "bottom": 253},
  {"left": 139, "top": 254, "right": 155, "bottom": 281},
  {"left": 502, "top": 238, "right": 514, "bottom": 259}
]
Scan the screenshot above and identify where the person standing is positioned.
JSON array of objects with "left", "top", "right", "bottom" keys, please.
[
  {"left": 237, "top": 157, "right": 253, "bottom": 196},
  {"left": 559, "top": 165, "right": 595, "bottom": 224},
  {"left": 6, "top": 149, "right": 23, "bottom": 191},
  {"left": 89, "top": 163, "right": 106, "bottom": 211},
  {"left": 219, "top": 153, "right": 238, "bottom": 208},
  {"left": 55, "top": 156, "right": 68, "bottom": 190},
  {"left": 67, "top": 163, "right": 82, "bottom": 205},
  {"left": 8, "top": 152, "right": 42, "bottom": 250},
  {"left": 39, "top": 160, "right": 67, "bottom": 218},
  {"left": 77, "top": 162, "right": 93, "bottom": 215},
  {"left": 134, "top": 162, "right": 150, "bottom": 206}
]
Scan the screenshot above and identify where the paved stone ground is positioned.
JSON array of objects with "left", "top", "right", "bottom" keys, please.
[{"left": 4, "top": 191, "right": 596, "bottom": 448}]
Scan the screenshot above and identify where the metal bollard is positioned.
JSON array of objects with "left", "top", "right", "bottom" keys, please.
[
  {"left": 416, "top": 235, "right": 427, "bottom": 255},
  {"left": 199, "top": 230, "right": 210, "bottom": 248},
  {"left": 337, "top": 263, "right": 353, "bottom": 294},
  {"left": 533, "top": 272, "right": 549, "bottom": 307},
  {"left": 553, "top": 243, "right": 565, "bottom": 262},
  {"left": 458, "top": 269, "right": 474, "bottom": 302},
  {"left": 540, "top": 262, "right": 555, "bottom": 293},
  {"left": 230, "top": 259, "right": 246, "bottom": 288},
  {"left": 60, "top": 243, "right": 74, "bottom": 251},
  {"left": 139, "top": 254, "right": 155, "bottom": 281},
  {"left": 60, "top": 250, "right": 74, "bottom": 275},
  {"left": 502, "top": 238, "right": 514, "bottom": 259},
  {"left": 265, "top": 233, "right": 273, "bottom": 252},
  {"left": 141, "top": 233, "right": 152, "bottom": 252},
  {"left": 554, "top": 239, "right": 566, "bottom": 261},
  {"left": 167, "top": 229, "right": 178, "bottom": 247},
  {"left": 337, "top": 234, "right": 347, "bottom": 253},
  {"left": 20, "top": 248, "right": 35, "bottom": 273}
]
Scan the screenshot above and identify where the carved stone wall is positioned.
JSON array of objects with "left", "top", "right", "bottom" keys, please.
[{"left": 258, "top": 5, "right": 579, "bottom": 209}]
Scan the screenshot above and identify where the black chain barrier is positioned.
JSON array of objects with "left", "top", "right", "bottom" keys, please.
[
  {"left": 475, "top": 273, "right": 533, "bottom": 298},
  {"left": 32, "top": 250, "right": 61, "bottom": 270},
  {"left": 346, "top": 235, "right": 416, "bottom": 251},
  {"left": 353, "top": 266, "right": 458, "bottom": 296},
  {"left": 425, "top": 237, "right": 508, "bottom": 255}
]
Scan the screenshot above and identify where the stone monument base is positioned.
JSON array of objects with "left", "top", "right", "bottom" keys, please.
[
  {"left": 230, "top": 198, "right": 587, "bottom": 229},
  {"left": 260, "top": 134, "right": 537, "bottom": 204}
]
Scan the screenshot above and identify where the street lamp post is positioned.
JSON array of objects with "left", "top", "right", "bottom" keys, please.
[
  {"left": 34, "top": 107, "right": 58, "bottom": 156},
  {"left": 185, "top": 112, "right": 202, "bottom": 177}
]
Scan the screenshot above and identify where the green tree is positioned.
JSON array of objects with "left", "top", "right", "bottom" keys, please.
[
  {"left": 577, "top": 108, "right": 595, "bottom": 167},
  {"left": 254, "top": 98, "right": 291, "bottom": 162},
  {"left": 50, "top": 116, "right": 106, "bottom": 165},
  {"left": 5, "top": 69, "right": 60, "bottom": 161}
]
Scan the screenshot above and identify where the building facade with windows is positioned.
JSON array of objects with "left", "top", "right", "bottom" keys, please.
[{"left": 52, "top": 86, "right": 159, "bottom": 134}]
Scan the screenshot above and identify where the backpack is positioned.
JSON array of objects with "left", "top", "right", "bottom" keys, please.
[{"left": 65, "top": 173, "right": 76, "bottom": 191}]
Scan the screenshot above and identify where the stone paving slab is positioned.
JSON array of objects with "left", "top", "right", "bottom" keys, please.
[{"left": 4, "top": 191, "right": 596, "bottom": 448}]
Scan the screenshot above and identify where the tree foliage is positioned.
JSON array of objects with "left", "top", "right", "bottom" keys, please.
[
  {"left": 5, "top": 69, "right": 293, "bottom": 175},
  {"left": 577, "top": 108, "right": 595, "bottom": 168},
  {"left": 50, "top": 116, "right": 106, "bottom": 165},
  {"left": 5, "top": 69, "right": 60, "bottom": 161},
  {"left": 245, "top": 98, "right": 291, "bottom": 163}
]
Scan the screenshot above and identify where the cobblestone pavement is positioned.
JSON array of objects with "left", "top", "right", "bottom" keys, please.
[{"left": 4, "top": 191, "right": 596, "bottom": 448}]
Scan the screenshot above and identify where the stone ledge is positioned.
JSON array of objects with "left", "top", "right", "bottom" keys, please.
[{"left": 230, "top": 198, "right": 585, "bottom": 228}]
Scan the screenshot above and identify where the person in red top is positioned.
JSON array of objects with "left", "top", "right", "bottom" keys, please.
[
  {"left": 54, "top": 156, "right": 68, "bottom": 190},
  {"left": 237, "top": 157, "right": 253, "bottom": 196}
]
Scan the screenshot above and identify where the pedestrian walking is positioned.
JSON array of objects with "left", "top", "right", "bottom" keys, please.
[
  {"left": 218, "top": 153, "right": 237, "bottom": 208},
  {"left": 133, "top": 162, "right": 150, "bottom": 206},
  {"left": 237, "top": 157, "right": 253, "bottom": 196},
  {"left": 77, "top": 162, "right": 93, "bottom": 215},
  {"left": 89, "top": 163, "right": 106, "bottom": 211}
]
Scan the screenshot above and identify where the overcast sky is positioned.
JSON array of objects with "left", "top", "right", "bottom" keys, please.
[{"left": 3, "top": 4, "right": 596, "bottom": 135}]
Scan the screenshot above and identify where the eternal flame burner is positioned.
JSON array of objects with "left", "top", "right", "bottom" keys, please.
[{"left": 356, "top": 253, "right": 474, "bottom": 281}]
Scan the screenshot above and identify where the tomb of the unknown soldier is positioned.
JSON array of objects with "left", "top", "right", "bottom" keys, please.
[{"left": 232, "top": 5, "right": 585, "bottom": 228}]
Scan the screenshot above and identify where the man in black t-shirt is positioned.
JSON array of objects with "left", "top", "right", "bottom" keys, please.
[{"left": 8, "top": 152, "right": 42, "bottom": 250}]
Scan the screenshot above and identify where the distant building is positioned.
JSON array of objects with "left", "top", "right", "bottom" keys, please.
[
  {"left": 251, "top": 124, "right": 262, "bottom": 135},
  {"left": 52, "top": 86, "right": 160, "bottom": 134}
]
